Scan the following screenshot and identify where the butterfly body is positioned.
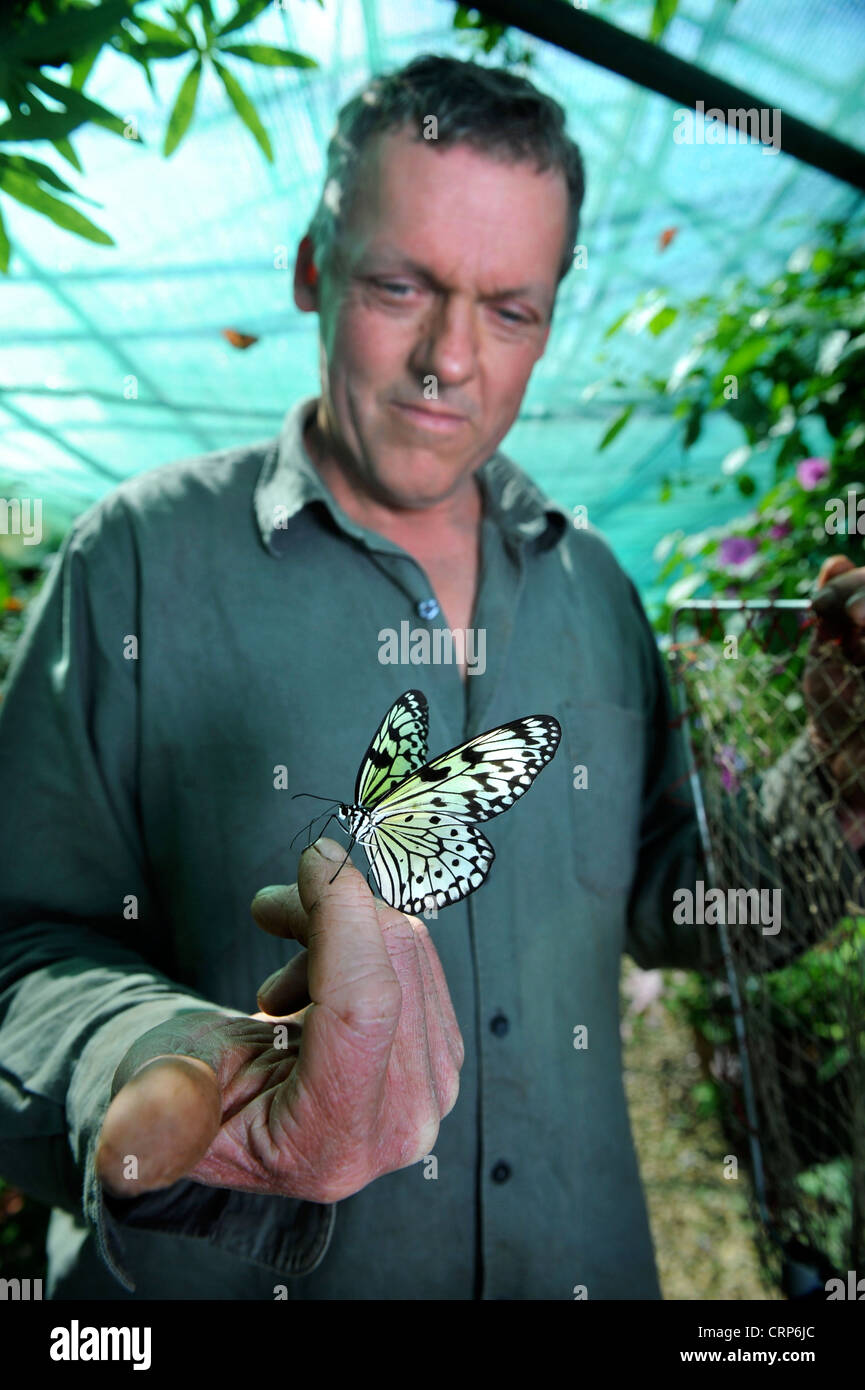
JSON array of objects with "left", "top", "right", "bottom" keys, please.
[{"left": 328, "top": 690, "right": 561, "bottom": 914}]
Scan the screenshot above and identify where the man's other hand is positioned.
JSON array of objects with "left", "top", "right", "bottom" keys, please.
[{"left": 805, "top": 555, "right": 865, "bottom": 847}]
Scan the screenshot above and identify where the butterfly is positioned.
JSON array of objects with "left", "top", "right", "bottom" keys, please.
[
  {"left": 294, "top": 690, "right": 561, "bottom": 913},
  {"left": 221, "top": 328, "right": 260, "bottom": 349}
]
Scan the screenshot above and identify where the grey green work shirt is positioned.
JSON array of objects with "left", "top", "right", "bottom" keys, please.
[{"left": 0, "top": 395, "right": 855, "bottom": 1300}]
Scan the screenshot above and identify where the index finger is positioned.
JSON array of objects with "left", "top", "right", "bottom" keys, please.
[{"left": 811, "top": 557, "right": 865, "bottom": 618}]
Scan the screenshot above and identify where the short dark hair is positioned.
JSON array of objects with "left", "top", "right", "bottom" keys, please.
[{"left": 306, "top": 53, "right": 585, "bottom": 288}]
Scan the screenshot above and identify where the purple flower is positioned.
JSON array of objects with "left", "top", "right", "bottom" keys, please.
[
  {"left": 719, "top": 535, "right": 759, "bottom": 569},
  {"left": 796, "top": 456, "right": 830, "bottom": 491},
  {"left": 768, "top": 520, "right": 792, "bottom": 540},
  {"left": 715, "top": 743, "right": 744, "bottom": 794}
]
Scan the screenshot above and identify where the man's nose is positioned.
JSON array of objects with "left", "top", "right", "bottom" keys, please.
[{"left": 411, "top": 294, "right": 478, "bottom": 387}]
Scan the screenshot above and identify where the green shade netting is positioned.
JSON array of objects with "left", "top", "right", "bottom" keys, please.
[{"left": 1, "top": 0, "right": 863, "bottom": 608}]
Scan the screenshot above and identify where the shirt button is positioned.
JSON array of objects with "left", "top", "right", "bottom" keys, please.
[
  {"left": 491, "top": 1161, "right": 511, "bottom": 1184},
  {"left": 490, "top": 1013, "right": 509, "bottom": 1037},
  {"left": 417, "top": 598, "right": 440, "bottom": 620}
]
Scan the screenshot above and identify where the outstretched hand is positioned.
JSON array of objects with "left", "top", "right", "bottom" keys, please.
[{"left": 96, "top": 838, "right": 463, "bottom": 1203}]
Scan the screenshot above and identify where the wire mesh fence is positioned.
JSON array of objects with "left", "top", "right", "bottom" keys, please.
[{"left": 668, "top": 599, "right": 865, "bottom": 1294}]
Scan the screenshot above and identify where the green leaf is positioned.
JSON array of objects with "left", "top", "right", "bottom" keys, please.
[
  {"left": 650, "top": 0, "right": 679, "bottom": 42},
  {"left": 736, "top": 474, "right": 757, "bottom": 496},
  {"left": 51, "top": 138, "right": 83, "bottom": 173},
  {"left": 0, "top": 108, "right": 84, "bottom": 142},
  {"left": 0, "top": 205, "right": 10, "bottom": 273},
  {"left": 0, "top": 154, "right": 100, "bottom": 206},
  {"left": 603, "top": 309, "right": 629, "bottom": 340},
  {"left": 769, "top": 380, "right": 790, "bottom": 412},
  {"left": 134, "top": 40, "right": 193, "bottom": 60},
  {"left": 648, "top": 304, "right": 678, "bottom": 336},
  {"left": 721, "top": 335, "right": 772, "bottom": 379},
  {"left": 164, "top": 59, "right": 202, "bottom": 157},
  {"left": 69, "top": 49, "right": 100, "bottom": 92},
  {"left": 599, "top": 404, "right": 634, "bottom": 451},
  {"left": 215, "top": 0, "right": 273, "bottom": 38},
  {"left": 683, "top": 401, "right": 703, "bottom": 449},
  {"left": 217, "top": 44, "right": 317, "bottom": 68},
  {"left": 212, "top": 59, "right": 272, "bottom": 162},
  {"left": 131, "top": 19, "right": 190, "bottom": 47},
  {"left": 0, "top": 0, "right": 132, "bottom": 64},
  {"left": 0, "top": 153, "right": 73, "bottom": 195},
  {"left": 0, "top": 167, "right": 113, "bottom": 245},
  {"left": 27, "top": 72, "right": 129, "bottom": 138}
]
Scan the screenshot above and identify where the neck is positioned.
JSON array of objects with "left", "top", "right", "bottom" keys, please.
[{"left": 303, "top": 406, "right": 483, "bottom": 549}]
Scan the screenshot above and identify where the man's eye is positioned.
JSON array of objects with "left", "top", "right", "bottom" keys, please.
[
  {"left": 496, "top": 307, "right": 529, "bottom": 324},
  {"left": 375, "top": 280, "right": 413, "bottom": 296}
]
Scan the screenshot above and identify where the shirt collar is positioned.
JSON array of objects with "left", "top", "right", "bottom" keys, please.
[{"left": 254, "top": 395, "right": 568, "bottom": 555}]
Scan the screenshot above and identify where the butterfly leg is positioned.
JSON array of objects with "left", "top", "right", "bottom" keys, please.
[
  {"left": 327, "top": 834, "right": 357, "bottom": 886},
  {"left": 309, "top": 811, "right": 339, "bottom": 848}
]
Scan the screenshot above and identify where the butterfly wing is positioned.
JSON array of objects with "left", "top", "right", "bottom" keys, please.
[
  {"left": 354, "top": 689, "right": 429, "bottom": 808},
  {"left": 364, "top": 815, "right": 495, "bottom": 913},
  {"left": 358, "top": 713, "right": 561, "bottom": 912},
  {"left": 372, "top": 714, "right": 561, "bottom": 824}
]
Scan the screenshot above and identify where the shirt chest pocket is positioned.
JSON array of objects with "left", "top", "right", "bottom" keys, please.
[{"left": 559, "top": 698, "right": 647, "bottom": 898}]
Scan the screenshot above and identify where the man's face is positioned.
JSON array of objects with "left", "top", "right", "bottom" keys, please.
[{"left": 301, "top": 126, "right": 569, "bottom": 509}]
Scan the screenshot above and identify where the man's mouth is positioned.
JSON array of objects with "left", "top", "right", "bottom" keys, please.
[{"left": 390, "top": 400, "right": 468, "bottom": 434}]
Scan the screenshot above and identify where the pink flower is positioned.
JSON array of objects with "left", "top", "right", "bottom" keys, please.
[
  {"left": 768, "top": 520, "right": 792, "bottom": 539},
  {"left": 719, "top": 536, "right": 759, "bottom": 569},
  {"left": 796, "top": 456, "right": 830, "bottom": 491},
  {"left": 716, "top": 743, "right": 744, "bottom": 794}
]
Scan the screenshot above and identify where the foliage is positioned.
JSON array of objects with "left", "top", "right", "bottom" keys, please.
[
  {"left": 0, "top": 548, "right": 56, "bottom": 694},
  {"left": 598, "top": 216, "right": 865, "bottom": 632},
  {"left": 451, "top": 6, "right": 534, "bottom": 65},
  {"left": 667, "top": 916, "right": 865, "bottom": 1189},
  {"left": 0, "top": 0, "right": 318, "bottom": 271}
]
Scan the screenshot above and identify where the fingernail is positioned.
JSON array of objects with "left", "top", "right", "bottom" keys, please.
[
  {"left": 308, "top": 837, "right": 342, "bottom": 862},
  {"left": 251, "top": 885, "right": 283, "bottom": 905}
]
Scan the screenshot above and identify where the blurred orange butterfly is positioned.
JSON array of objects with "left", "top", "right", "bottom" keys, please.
[{"left": 221, "top": 328, "right": 259, "bottom": 349}]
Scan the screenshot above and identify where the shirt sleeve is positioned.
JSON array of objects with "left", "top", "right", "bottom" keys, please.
[
  {"left": 0, "top": 499, "right": 247, "bottom": 1291},
  {"left": 622, "top": 581, "right": 865, "bottom": 974}
]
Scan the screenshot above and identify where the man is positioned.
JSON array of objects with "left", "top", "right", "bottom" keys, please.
[{"left": 0, "top": 54, "right": 863, "bottom": 1301}]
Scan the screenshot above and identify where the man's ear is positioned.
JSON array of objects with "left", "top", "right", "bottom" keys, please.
[{"left": 294, "top": 234, "right": 319, "bottom": 311}]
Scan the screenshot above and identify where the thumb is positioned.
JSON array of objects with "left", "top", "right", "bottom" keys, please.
[
  {"left": 96, "top": 1055, "right": 221, "bottom": 1198},
  {"left": 293, "top": 836, "right": 402, "bottom": 1077}
]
